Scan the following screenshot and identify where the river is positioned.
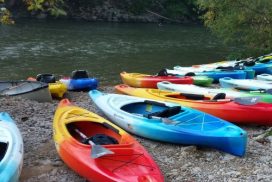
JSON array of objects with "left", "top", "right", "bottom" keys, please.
[{"left": 0, "top": 20, "right": 236, "bottom": 85}]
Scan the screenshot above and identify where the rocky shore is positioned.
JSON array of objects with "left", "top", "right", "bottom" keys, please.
[{"left": 1, "top": 86, "right": 272, "bottom": 182}]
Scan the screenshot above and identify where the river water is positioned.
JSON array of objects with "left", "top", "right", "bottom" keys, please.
[{"left": 0, "top": 20, "right": 236, "bottom": 85}]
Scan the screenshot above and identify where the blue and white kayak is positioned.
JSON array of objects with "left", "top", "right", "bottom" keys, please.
[
  {"left": 89, "top": 90, "right": 247, "bottom": 156},
  {"left": 59, "top": 70, "right": 98, "bottom": 91},
  {"left": 220, "top": 77, "right": 272, "bottom": 91},
  {"left": 257, "top": 74, "right": 272, "bottom": 81},
  {"left": 166, "top": 68, "right": 249, "bottom": 82},
  {"left": 62, "top": 78, "right": 98, "bottom": 91},
  {"left": 0, "top": 112, "right": 23, "bottom": 182}
]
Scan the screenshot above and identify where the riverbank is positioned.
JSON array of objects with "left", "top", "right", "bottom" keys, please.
[{"left": 1, "top": 86, "right": 272, "bottom": 181}]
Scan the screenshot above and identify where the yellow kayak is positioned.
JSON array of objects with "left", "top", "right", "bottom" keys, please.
[{"left": 49, "top": 81, "right": 67, "bottom": 98}]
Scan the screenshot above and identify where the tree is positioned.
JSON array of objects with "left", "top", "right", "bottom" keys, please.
[
  {"left": 198, "top": 0, "right": 272, "bottom": 57},
  {"left": 0, "top": 0, "right": 14, "bottom": 24}
]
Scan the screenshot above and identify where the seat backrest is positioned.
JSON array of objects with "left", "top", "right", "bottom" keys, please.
[
  {"left": 71, "top": 70, "right": 89, "bottom": 79},
  {"left": 145, "top": 106, "right": 181, "bottom": 119},
  {"left": 157, "top": 68, "right": 168, "bottom": 76},
  {"left": 212, "top": 93, "right": 226, "bottom": 100},
  {"left": 36, "top": 74, "right": 56, "bottom": 83}
]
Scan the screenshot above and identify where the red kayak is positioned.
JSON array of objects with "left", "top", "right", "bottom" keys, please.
[{"left": 120, "top": 72, "right": 193, "bottom": 88}]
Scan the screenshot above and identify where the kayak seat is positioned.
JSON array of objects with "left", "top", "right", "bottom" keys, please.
[
  {"left": 82, "top": 134, "right": 119, "bottom": 145},
  {"left": 212, "top": 93, "right": 226, "bottom": 100},
  {"left": 144, "top": 106, "right": 181, "bottom": 119},
  {"left": 184, "top": 72, "right": 196, "bottom": 76},
  {"left": 71, "top": 70, "right": 89, "bottom": 79},
  {"left": 36, "top": 74, "right": 56, "bottom": 83},
  {"left": 181, "top": 93, "right": 205, "bottom": 100},
  {"left": 157, "top": 69, "right": 168, "bottom": 76}
]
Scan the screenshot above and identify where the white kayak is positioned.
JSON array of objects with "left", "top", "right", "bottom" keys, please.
[
  {"left": 219, "top": 77, "right": 272, "bottom": 91},
  {"left": 257, "top": 74, "right": 272, "bottom": 81},
  {"left": 157, "top": 82, "right": 249, "bottom": 99},
  {"left": 0, "top": 112, "right": 23, "bottom": 182}
]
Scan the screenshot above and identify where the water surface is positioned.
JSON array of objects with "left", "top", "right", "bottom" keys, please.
[{"left": 0, "top": 20, "right": 236, "bottom": 85}]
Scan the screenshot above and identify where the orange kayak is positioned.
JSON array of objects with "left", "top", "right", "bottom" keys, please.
[
  {"left": 53, "top": 99, "right": 164, "bottom": 182},
  {"left": 115, "top": 84, "right": 272, "bottom": 125}
]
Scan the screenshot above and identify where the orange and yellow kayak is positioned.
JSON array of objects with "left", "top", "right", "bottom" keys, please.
[
  {"left": 53, "top": 99, "right": 164, "bottom": 182},
  {"left": 120, "top": 71, "right": 193, "bottom": 88},
  {"left": 115, "top": 84, "right": 272, "bottom": 125}
]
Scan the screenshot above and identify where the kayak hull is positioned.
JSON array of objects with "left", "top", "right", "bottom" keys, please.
[
  {"left": 219, "top": 77, "right": 272, "bottom": 90},
  {"left": 120, "top": 72, "right": 193, "bottom": 88},
  {"left": 168, "top": 68, "right": 248, "bottom": 82},
  {"left": 53, "top": 99, "right": 163, "bottom": 182},
  {"left": 60, "top": 78, "right": 98, "bottom": 91},
  {"left": 0, "top": 81, "right": 52, "bottom": 102},
  {"left": 89, "top": 90, "right": 247, "bottom": 156},
  {"left": 157, "top": 82, "right": 272, "bottom": 103},
  {"left": 0, "top": 113, "right": 23, "bottom": 182}
]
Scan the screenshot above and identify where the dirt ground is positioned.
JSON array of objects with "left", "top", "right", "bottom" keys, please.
[{"left": 1, "top": 86, "right": 272, "bottom": 182}]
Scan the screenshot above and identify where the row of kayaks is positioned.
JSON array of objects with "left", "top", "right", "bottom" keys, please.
[{"left": 1, "top": 88, "right": 250, "bottom": 182}]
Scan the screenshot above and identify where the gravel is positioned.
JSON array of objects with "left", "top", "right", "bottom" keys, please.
[{"left": 1, "top": 86, "right": 272, "bottom": 182}]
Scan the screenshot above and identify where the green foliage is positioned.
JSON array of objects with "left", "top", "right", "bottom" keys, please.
[
  {"left": 24, "top": 0, "right": 67, "bottom": 16},
  {"left": 198, "top": 0, "right": 272, "bottom": 56},
  {"left": 0, "top": 0, "right": 14, "bottom": 24}
]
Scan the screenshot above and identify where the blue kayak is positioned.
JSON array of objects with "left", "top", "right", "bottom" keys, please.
[
  {"left": 89, "top": 90, "right": 247, "bottom": 156},
  {"left": 0, "top": 112, "right": 23, "bottom": 182},
  {"left": 60, "top": 70, "right": 98, "bottom": 91},
  {"left": 168, "top": 68, "right": 250, "bottom": 82}
]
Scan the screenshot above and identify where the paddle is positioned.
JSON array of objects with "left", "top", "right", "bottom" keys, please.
[
  {"left": 74, "top": 128, "right": 114, "bottom": 159},
  {"left": 233, "top": 96, "right": 261, "bottom": 105}
]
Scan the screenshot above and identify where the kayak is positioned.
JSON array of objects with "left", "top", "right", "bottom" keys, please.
[
  {"left": 192, "top": 54, "right": 272, "bottom": 75},
  {"left": 120, "top": 71, "right": 193, "bottom": 88},
  {"left": 53, "top": 99, "right": 163, "bottom": 182},
  {"left": 166, "top": 69, "right": 248, "bottom": 82},
  {"left": 0, "top": 112, "right": 23, "bottom": 182},
  {"left": 28, "top": 77, "right": 67, "bottom": 98},
  {"left": 157, "top": 82, "right": 272, "bottom": 103},
  {"left": 219, "top": 77, "right": 272, "bottom": 91},
  {"left": 90, "top": 90, "right": 247, "bottom": 156},
  {"left": 257, "top": 74, "right": 272, "bottom": 81},
  {"left": 0, "top": 81, "right": 52, "bottom": 102},
  {"left": 192, "top": 76, "right": 214, "bottom": 87},
  {"left": 157, "top": 69, "right": 214, "bottom": 86},
  {"left": 59, "top": 70, "right": 98, "bottom": 91},
  {"left": 115, "top": 84, "right": 272, "bottom": 125}
]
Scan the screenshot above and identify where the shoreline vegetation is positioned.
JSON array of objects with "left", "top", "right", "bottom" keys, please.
[{"left": 1, "top": 0, "right": 272, "bottom": 57}]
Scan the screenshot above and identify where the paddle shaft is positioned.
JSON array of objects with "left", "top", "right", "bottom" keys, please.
[{"left": 74, "top": 128, "right": 95, "bottom": 146}]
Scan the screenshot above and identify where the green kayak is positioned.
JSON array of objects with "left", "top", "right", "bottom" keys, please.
[{"left": 192, "top": 76, "right": 214, "bottom": 87}]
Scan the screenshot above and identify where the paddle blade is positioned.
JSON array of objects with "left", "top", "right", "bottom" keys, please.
[
  {"left": 234, "top": 96, "right": 261, "bottom": 105},
  {"left": 91, "top": 145, "right": 114, "bottom": 159}
]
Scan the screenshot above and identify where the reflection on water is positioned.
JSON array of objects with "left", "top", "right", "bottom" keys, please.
[{"left": 0, "top": 20, "right": 236, "bottom": 85}]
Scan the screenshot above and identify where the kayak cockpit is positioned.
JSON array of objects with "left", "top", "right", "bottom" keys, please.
[
  {"left": 121, "top": 100, "right": 183, "bottom": 119},
  {"left": 66, "top": 122, "right": 121, "bottom": 145},
  {"left": 0, "top": 142, "right": 8, "bottom": 162}
]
